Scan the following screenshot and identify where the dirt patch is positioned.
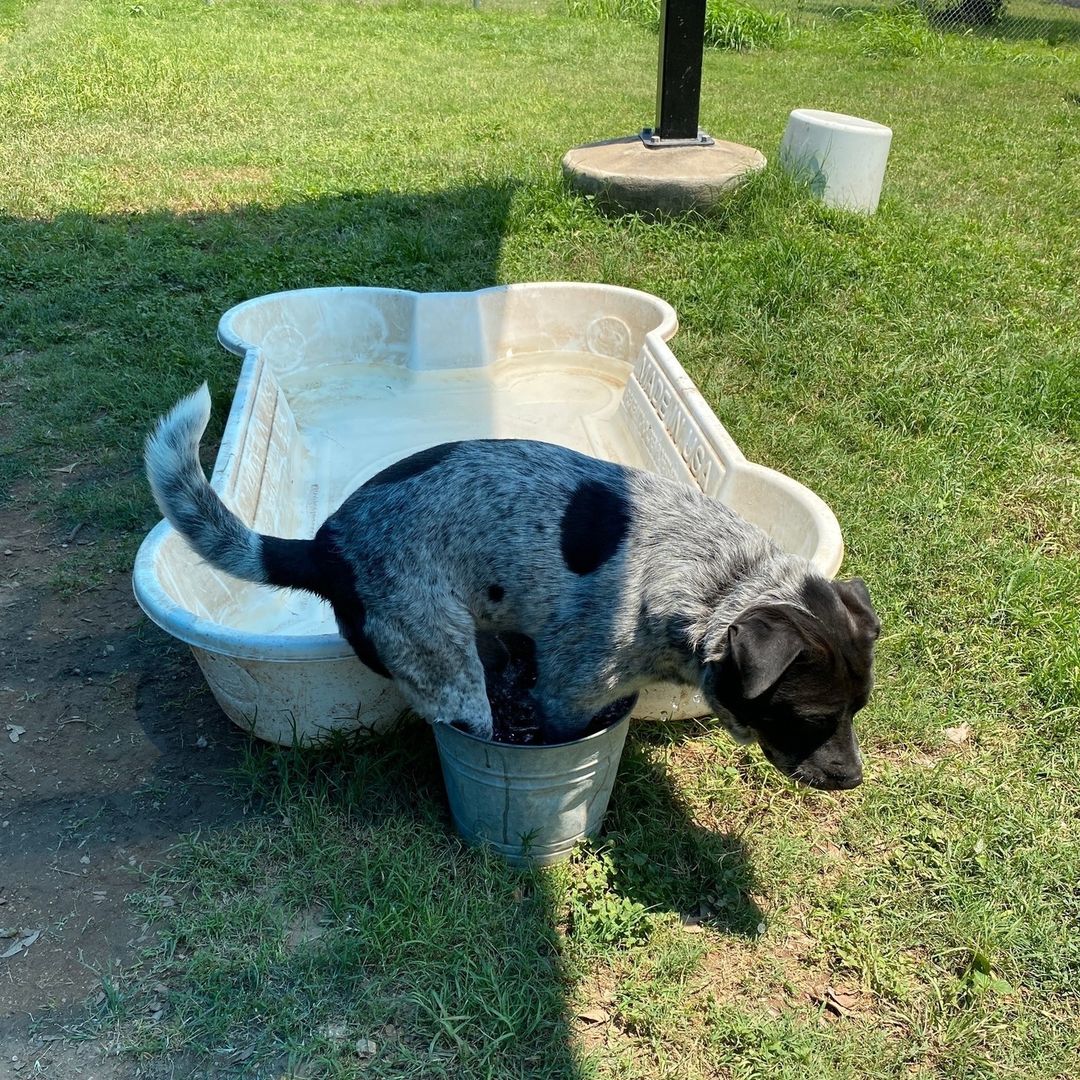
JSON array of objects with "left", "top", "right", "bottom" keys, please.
[{"left": 0, "top": 506, "right": 249, "bottom": 1077}]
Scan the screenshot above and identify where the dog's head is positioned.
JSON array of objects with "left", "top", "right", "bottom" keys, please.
[{"left": 703, "top": 577, "right": 880, "bottom": 791}]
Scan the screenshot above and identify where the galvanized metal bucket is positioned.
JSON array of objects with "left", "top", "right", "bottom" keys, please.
[{"left": 433, "top": 717, "right": 631, "bottom": 867}]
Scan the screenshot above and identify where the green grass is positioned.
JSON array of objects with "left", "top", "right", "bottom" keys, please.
[
  {"left": 3, "top": 1, "right": 1079, "bottom": 1077},
  {"left": 110, "top": 730, "right": 578, "bottom": 1077},
  {"left": 564, "top": 0, "right": 792, "bottom": 52}
]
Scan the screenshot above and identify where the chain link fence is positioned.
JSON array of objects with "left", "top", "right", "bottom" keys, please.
[
  {"left": 796, "top": 0, "right": 1079, "bottom": 46},
  {"left": 922, "top": 0, "right": 1078, "bottom": 42},
  {"left": 563, "top": 0, "right": 1079, "bottom": 48}
]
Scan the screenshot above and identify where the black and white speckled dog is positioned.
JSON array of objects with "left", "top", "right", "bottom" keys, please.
[{"left": 146, "top": 384, "right": 880, "bottom": 790}]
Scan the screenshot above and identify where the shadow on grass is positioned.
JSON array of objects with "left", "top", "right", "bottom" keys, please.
[
  {"left": 605, "top": 721, "right": 763, "bottom": 937},
  {"left": 197, "top": 715, "right": 761, "bottom": 1077},
  {"left": 194, "top": 723, "right": 585, "bottom": 1078},
  {"left": 0, "top": 181, "right": 520, "bottom": 525},
  {"left": 88, "top": 707, "right": 765, "bottom": 1077}
]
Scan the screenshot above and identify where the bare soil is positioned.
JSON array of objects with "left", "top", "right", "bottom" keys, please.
[{"left": 0, "top": 505, "right": 248, "bottom": 1078}]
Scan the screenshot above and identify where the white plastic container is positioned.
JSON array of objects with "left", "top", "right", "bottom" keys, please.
[
  {"left": 133, "top": 284, "right": 844, "bottom": 745},
  {"left": 779, "top": 109, "right": 893, "bottom": 214}
]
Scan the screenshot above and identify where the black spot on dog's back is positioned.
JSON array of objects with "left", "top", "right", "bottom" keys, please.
[
  {"left": 560, "top": 479, "right": 631, "bottom": 575},
  {"left": 488, "top": 584, "right": 505, "bottom": 602},
  {"left": 364, "top": 442, "right": 460, "bottom": 488}
]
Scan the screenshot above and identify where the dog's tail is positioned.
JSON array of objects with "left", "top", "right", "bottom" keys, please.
[{"left": 145, "top": 384, "right": 323, "bottom": 595}]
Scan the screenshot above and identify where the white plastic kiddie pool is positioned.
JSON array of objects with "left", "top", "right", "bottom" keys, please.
[{"left": 133, "top": 284, "right": 844, "bottom": 745}]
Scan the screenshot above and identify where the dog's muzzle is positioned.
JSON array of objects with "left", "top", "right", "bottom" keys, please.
[{"left": 759, "top": 744, "right": 864, "bottom": 791}]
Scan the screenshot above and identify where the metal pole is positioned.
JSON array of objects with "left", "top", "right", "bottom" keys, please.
[{"left": 644, "top": 0, "right": 713, "bottom": 148}]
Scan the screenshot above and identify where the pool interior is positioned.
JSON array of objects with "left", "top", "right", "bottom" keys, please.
[{"left": 160, "top": 349, "right": 657, "bottom": 638}]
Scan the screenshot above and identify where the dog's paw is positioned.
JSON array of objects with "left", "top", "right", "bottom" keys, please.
[
  {"left": 467, "top": 719, "right": 495, "bottom": 742},
  {"left": 441, "top": 716, "right": 494, "bottom": 741}
]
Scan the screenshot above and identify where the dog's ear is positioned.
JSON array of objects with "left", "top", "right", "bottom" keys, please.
[
  {"left": 726, "top": 608, "right": 805, "bottom": 701},
  {"left": 833, "top": 578, "right": 881, "bottom": 640}
]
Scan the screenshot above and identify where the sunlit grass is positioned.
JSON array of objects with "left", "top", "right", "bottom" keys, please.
[{"left": 2, "top": 1, "right": 1077, "bottom": 1077}]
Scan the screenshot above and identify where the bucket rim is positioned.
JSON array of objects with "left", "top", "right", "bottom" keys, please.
[{"left": 434, "top": 713, "right": 631, "bottom": 752}]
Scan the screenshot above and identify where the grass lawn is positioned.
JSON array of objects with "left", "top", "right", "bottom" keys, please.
[{"left": 1, "top": 0, "right": 1078, "bottom": 1076}]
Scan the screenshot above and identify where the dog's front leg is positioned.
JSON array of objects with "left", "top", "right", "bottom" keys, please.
[
  {"left": 409, "top": 675, "right": 494, "bottom": 741},
  {"left": 350, "top": 598, "right": 495, "bottom": 739},
  {"left": 388, "top": 643, "right": 494, "bottom": 738},
  {"left": 533, "top": 642, "right": 626, "bottom": 742}
]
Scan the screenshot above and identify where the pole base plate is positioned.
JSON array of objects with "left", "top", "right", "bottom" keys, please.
[{"left": 640, "top": 128, "right": 715, "bottom": 149}]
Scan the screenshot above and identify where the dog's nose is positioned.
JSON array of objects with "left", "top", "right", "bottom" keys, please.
[
  {"left": 804, "top": 764, "right": 863, "bottom": 790},
  {"left": 829, "top": 770, "right": 863, "bottom": 790}
]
